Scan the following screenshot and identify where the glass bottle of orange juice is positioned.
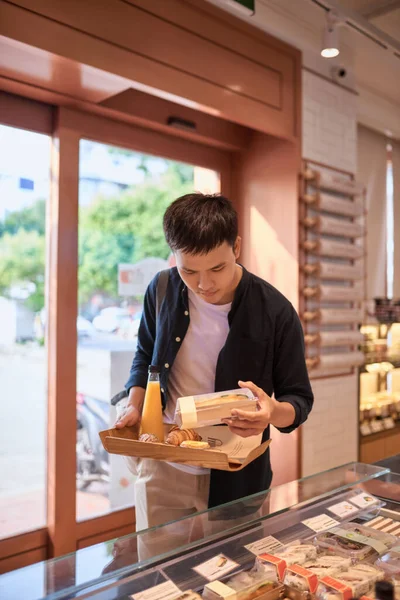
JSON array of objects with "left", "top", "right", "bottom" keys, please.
[{"left": 140, "top": 365, "right": 164, "bottom": 442}]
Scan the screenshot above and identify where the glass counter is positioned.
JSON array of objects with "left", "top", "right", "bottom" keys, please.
[{"left": 0, "top": 461, "right": 397, "bottom": 600}]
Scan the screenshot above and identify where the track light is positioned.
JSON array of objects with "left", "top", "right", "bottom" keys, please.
[{"left": 321, "top": 11, "right": 340, "bottom": 58}]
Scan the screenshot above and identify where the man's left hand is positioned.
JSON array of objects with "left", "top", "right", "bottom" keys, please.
[{"left": 222, "top": 380, "right": 277, "bottom": 438}]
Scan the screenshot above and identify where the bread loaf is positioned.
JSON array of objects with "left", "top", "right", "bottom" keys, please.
[
  {"left": 166, "top": 428, "right": 202, "bottom": 446},
  {"left": 138, "top": 433, "right": 159, "bottom": 443}
]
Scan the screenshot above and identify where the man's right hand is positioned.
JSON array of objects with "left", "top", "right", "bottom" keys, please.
[{"left": 115, "top": 403, "right": 141, "bottom": 429}]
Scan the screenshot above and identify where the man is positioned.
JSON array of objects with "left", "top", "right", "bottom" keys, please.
[{"left": 115, "top": 193, "right": 313, "bottom": 533}]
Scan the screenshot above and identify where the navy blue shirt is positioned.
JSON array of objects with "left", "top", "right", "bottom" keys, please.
[{"left": 126, "top": 266, "right": 313, "bottom": 508}]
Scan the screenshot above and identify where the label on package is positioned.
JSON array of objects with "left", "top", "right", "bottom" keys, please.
[
  {"left": 328, "top": 501, "right": 359, "bottom": 519},
  {"left": 302, "top": 514, "right": 340, "bottom": 532},
  {"left": 193, "top": 554, "right": 238, "bottom": 581},
  {"left": 330, "top": 527, "right": 387, "bottom": 554},
  {"left": 286, "top": 565, "right": 318, "bottom": 594},
  {"left": 203, "top": 581, "right": 237, "bottom": 600},
  {"left": 257, "top": 553, "right": 287, "bottom": 582},
  {"left": 130, "top": 581, "right": 182, "bottom": 600},
  {"left": 245, "top": 535, "right": 284, "bottom": 556},
  {"left": 350, "top": 492, "right": 378, "bottom": 509},
  {"left": 321, "top": 576, "right": 352, "bottom": 600}
]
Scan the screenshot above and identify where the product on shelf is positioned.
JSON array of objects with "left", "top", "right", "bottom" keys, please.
[
  {"left": 203, "top": 568, "right": 279, "bottom": 600},
  {"left": 316, "top": 568, "right": 380, "bottom": 600},
  {"left": 350, "top": 564, "right": 385, "bottom": 583},
  {"left": 375, "top": 549, "right": 400, "bottom": 577},
  {"left": 275, "top": 543, "right": 318, "bottom": 565},
  {"left": 315, "top": 523, "right": 397, "bottom": 561},
  {"left": 302, "top": 555, "right": 352, "bottom": 578},
  {"left": 175, "top": 388, "right": 257, "bottom": 429},
  {"left": 255, "top": 544, "right": 318, "bottom": 582},
  {"left": 367, "top": 517, "right": 400, "bottom": 536},
  {"left": 283, "top": 565, "right": 319, "bottom": 593},
  {"left": 176, "top": 592, "right": 203, "bottom": 600}
]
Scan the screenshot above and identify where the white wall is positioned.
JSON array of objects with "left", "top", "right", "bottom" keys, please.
[
  {"left": 301, "top": 69, "right": 360, "bottom": 476},
  {"left": 302, "top": 70, "right": 358, "bottom": 174}
]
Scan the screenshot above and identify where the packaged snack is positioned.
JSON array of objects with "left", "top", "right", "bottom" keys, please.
[
  {"left": 255, "top": 545, "right": 317, "bottom": 583},
  {"left": 255, "top": 554, "right": 287, "bottom": 583},
  {"left": 175, "top": 389, "right": 257, "bottom": 429},
  {"left": 316, "top": 571, "right": 372, "bottom": 600},
  {"left": 273, "top": 544, "right": 317, "bottom": 567},
  {"left": 302, "top": 555, "right": 352, "bottom": 578},
  {"left": 176, "top": 593, "right": 203, "bottom": 600},
  {"left": 203, "top": 568, "right": 278, "bottom": 600},
  {"left": 283, "top": 565, "right": 319, "bottom": 593},
  {"left": 350, "top": 564, "right": 384, "bottom": 583},
  {"left": 375, "top": 548, "right": 400, "bottom": 578},
  {"left": 315, "top": 523, "right": 397, "bottom": 561}
]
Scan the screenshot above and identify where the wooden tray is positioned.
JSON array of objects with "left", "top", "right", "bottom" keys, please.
[{"left": 99, "top": 426, "right": 271, "bottom": 472}]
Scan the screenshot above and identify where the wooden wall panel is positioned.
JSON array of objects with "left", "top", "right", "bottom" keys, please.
[
  {"left": 0, "top": 547, "right": 46, "bottom": 575},
  {"left": 77, "top": 525, "right": 135, "bottom": 550},
  {"left": 47, "top": 110, "right": 79, "bottom": 557},
  {"left": 233, "top": 132, "right": 301, "bottom": 483},
  {"left": 0, "top": 0, "right": 300, "bottom": 139},
  {"left": 0, "top": 90, "right": 53, "bottom": 134}
]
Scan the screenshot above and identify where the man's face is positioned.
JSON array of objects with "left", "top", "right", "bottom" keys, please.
[{"left": 174, "top": 238, "right": 241, "bottom": 305}]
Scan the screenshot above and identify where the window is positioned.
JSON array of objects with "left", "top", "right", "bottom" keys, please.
[
  {"left": 76, "top": 139, "right": 220, "bottom": 520},
  {"left": 0, "top": 124, "right": 50, "bottom": 538}
]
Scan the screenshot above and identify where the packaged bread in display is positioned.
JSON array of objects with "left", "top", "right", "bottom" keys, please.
[
  {"left": 316, "top": 573, "right": 371, "bottom": 600},
  {"left": 203, "top": 568, "right": 278, "bottom": 600},
  {"left": 375, "top": 548, "right": 400, "bottom": 578},
  {"left": 315, "top": 524, "right": 397, "bottom": 562},
  {"left": 301, "top": 555, "right": 352, "bottom": 578},
  {"left": 175, "top": 388, "right": 257, "bottom": 429},
  {"left": 255, "top": 544, "right": 318, "bottom": 582},
  {"left": 316, "top": 564, "right": 385, "bottom": 600},
  {"left": 283, "top": 565, "right": 319, "bottom": 593}
]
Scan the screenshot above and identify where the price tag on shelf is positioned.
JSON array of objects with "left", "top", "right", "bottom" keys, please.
[
  {"left": 193, "top": 554, "right": 239, "bottom": 581},
  {"left": 245, "top": 535, "right": 284, "bottom": 556},
  {"left": 350, "top": 493, "right": 378, "bottom": 509},
  {"left": 328, "top": 501, "right": 359, "bottom": 519},
  {"left": 383, "top": 417, "right": 395, "bottom": 430},
  {"left": 302, "top": 514, "right": 340, "bottom": 533},
  {"left": 130, "top": 581, "right": 182, "bottom": 600}
]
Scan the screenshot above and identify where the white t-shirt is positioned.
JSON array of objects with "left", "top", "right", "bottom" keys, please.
[{"left": 165, "top": 289, "right": 231, "bottom": 474}]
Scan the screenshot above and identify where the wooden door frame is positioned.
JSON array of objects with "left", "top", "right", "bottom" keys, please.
[{"left": 0, "top": 91, "right": 234, "bottom": 571}]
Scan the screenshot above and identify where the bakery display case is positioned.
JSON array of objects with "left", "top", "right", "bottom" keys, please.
[
  {"left": 4, "top": 461, "right": 400, "bottom": 600},
  {"left": 359, "top": 321, "right": 400, "bottom": 463}
]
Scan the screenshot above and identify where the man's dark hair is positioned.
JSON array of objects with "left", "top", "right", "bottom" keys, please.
[{"left": 163, "top": 193, "right": 238, "bottom": 255}]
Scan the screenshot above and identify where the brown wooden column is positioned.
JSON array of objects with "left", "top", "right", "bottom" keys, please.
[{"left": 47, "top": 108, "right": 79, "bottom": 556}]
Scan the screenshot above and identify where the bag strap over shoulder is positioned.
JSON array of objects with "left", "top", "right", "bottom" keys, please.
[
  {"left": 110, "top": 268, "right": 170, "bottom": 406},
  {"left": 155, "top": 268, "right": 170, "bottom": 324}
]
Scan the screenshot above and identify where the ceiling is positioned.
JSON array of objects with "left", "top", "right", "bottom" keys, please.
[{"left": 332, "top": 0, "right": 400, "bottom": 43}]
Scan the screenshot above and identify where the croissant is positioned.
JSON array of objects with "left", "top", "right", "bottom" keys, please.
[
  {"left": 166, "top": 428, "right": 202, "bottom": 446},
  {"left": 139, "top": 433, "right": 159, "bottom": 443}
]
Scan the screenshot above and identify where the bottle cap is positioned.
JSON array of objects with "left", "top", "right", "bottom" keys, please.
[
  {"left": 148, "top": 365, "right": 160, "bottom": 374},
  {"left": 375, "top": 581, "right": 394, "bottom": 600}
]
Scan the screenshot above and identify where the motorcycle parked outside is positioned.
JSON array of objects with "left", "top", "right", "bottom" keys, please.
[{"left": 76, "top": 392, "right": 110, "bottom": 491}]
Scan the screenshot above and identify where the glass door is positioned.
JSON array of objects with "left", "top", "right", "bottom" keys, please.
[
  {"left": 75, "top": 138, "right": 221, "bottom": 521},
  {"left": 0, "top": 124, "right": 51, "bottom": 538}
]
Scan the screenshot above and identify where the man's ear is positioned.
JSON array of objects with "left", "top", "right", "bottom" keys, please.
[{"left": 234, "top": 236, "right": 242, "bottom": 260}]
